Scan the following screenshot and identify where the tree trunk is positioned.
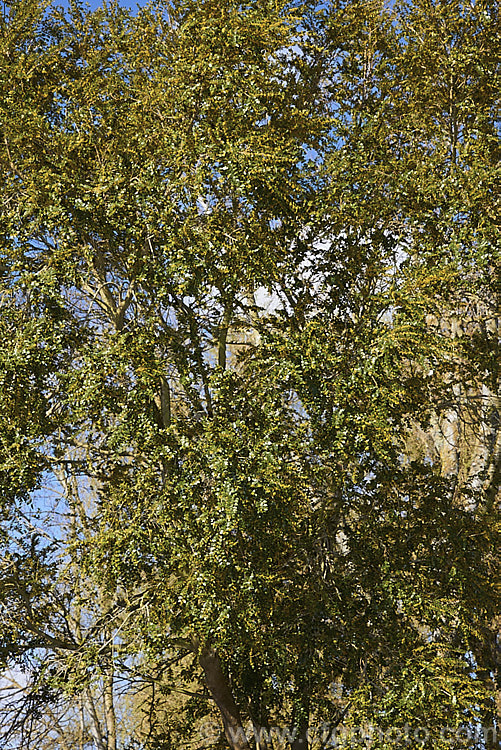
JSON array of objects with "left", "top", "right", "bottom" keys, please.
[
  {"left": 290, "top": 711, "right": 309, "bottom": 750},
  {"left": 290, "top": 643, "right": 311, "bottom": 750},
  {"left": 83, "top": 688, "right": 107, "bottom": 750},
  {"left": 199, "top": 646, "right": 251, "bottom": 750},
  {"left": 103, "top": 659, "right": 117, "bottom": 750}
]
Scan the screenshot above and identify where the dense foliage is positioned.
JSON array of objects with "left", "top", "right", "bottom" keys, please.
[{"left": 0, "top": 0, "right": 499, "bottom": 748}]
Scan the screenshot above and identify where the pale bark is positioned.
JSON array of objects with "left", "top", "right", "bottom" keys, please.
[
  {"left": 103, "top": 657, "right": 117, "bottom": 750},
  {"left": 83, "top": 688, "right": 107, "bottom": 750}
]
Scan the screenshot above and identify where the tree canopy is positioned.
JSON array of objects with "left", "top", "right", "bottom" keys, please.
[{"left": 0, "top": 0, "right": 499, "bottom": 748}]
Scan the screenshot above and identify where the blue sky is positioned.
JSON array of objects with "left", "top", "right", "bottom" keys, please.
[{"left": 56, "top": 0, "right": 149, "bottom": 12}]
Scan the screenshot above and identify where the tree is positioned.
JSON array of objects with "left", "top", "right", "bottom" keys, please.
[{"left": 0, "top": 0, "right": 499, "bottom": 748}]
